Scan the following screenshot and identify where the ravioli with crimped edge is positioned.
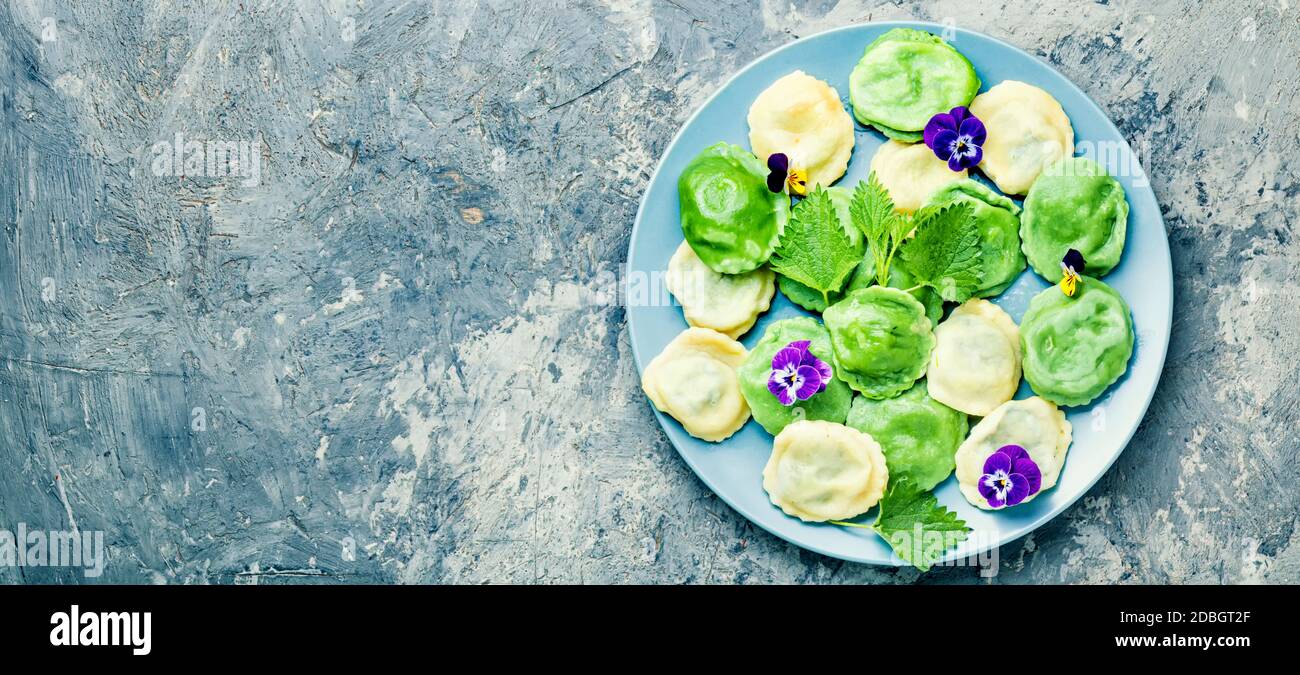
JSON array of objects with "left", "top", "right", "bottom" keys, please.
[
  {"left": 1021, "top": 157, "right": 1129, "bottom": 283},
  {"left": 641, "top": 327, "right": 750, "bottom": 442},
  {"left": 748, "top": 70, "right": 855, "bottom": 190},
  {"left": 845, "top": 380, "right": 966, "bottom": 492},
  {"left": 823, "top": 286, "right": 935, "bottom": 399},
  {"left": 665, "top": 241, "right": 775, "bottom": 339},
  {"left": 923, "top": 180, "right": 1026, "bottom": 297},
  {"left": 927, "top": 299, "right": 1022, "bottom": 416},
  {"left": 968, "top": 81, "right": 1073, "bottom": 195},
  {"left": 1020, "top": 277, "right": 1134, "bottom": 407},
  {"left": 848, "top": 28, "right": 981, "bottom": 142},
  {"left": 737, "top": 317, "right": 853, "bottom": 436},
  {"left": 955, "top": 397, "right": 1072, "bottom": 510},
  {"left": 678, "top": 142, "right": 789, "bottom": 274},
  {"left": 762, "top": 420, "right": 889, "bottom": 522}
]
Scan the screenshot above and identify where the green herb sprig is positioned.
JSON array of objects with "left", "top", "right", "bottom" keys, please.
[
  {"left": 831, "top": 477, "right": 970, "bottom": 572},
  {"left": 848, "top": 172, "right": 983, "bottom": 302}
]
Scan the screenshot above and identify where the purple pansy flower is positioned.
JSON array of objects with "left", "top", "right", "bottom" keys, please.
[
  {"left": 977, "top": 444, "right": 1043, "bottom": 508},
  {"left": 767, "top": 340, "right": 832, "bottom": 406},
  {"left": 765, "top": 152, "right": 807, "bottom": 195},
  {"left": 923, "top": 106, "right": 986, "bottom": 172}
]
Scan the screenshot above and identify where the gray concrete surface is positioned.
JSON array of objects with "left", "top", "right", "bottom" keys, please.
[{"left": 1, "top": 1, "right": 1296, "bottom": 584}]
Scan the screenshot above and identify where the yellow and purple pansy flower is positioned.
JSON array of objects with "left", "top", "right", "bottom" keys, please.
[{"left": 766, "top": 152, "right": 808, "bottom": 196}]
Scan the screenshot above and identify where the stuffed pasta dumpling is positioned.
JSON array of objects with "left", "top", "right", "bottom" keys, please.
[
  {"left": 954, "top": 397, "right": 1072, "bottom": 510},
  {"left": 823, "top": 286, "right": 935, "bottom": 399},
  {"left": 968, "top": 81, "right": 1073, "bottom": 195},
  {"left": 924, "top": 180, "right": 1026, "bottom": 297},
  {"left": 869, "top": 140, "right": 967, "bottom": 214},
  {"left": 748, "top": 70, "right": 855, "bottom": 189},
  {"left": 641, "top": 327, "right": 750, "bottom": 442},
  {"left": 737, "top": 317, "right": 853, "bottom": 436},
  {"left": 678, "top": 142, "right": 789, "bottom": 274},
  {"left": 763, "top": 420, "right": 889, "bottom": 522},
  {"left": 1020, "top": 277, "right": 1134, "bottom": 407},
  {"left": 849, "top": 28, "right": 980, "bottom": 142},
  {"left": 927, "top": 299, "right": 1022, "bottom": 416},
  {"left": 1021, "top": 157, "right": 1128, "bottom": 282},
  {"left": 665, "top": 241, "right": 775, "bottom": 339},
  {"left": 845, "top": 380, "right": 966, "bottom": 491}
]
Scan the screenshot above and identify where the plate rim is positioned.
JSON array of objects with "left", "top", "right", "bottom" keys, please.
[{"left": 626, "top": 20, "right": 1174, "bottom": 566}]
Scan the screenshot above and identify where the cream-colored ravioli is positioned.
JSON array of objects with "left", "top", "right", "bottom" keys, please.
[
  {"left": 762, "top": 420, "right": 889, "bottom": 522},
  {"left": 641, "top": 328, "right": 750, "bottom": 442},
  {"left": 955, "top": 397, "right": 1072, "bottom": 510},
  {"left": 928, "top": 299, "right": 1021, "bottom": 416},
  {"left": 968, "top": 81, "right": 1074, "bottom": 195},
  {"left": 665, "top": 241, "right": 774, "bottom": 339},
  {"left": 748, "top": 70, "right": 855, "bottom": 189},
  {"left": 868, "top": 140, "right": 967, "bottom": 213}
]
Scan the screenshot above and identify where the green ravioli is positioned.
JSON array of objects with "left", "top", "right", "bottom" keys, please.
[
  {"left": 1020, "top": 277, "right": 1134, "bottom": 406},
  {"left": 845, "top": 381, "right": 967, "bottom": 491},
  {"left": 736, "top": 317, "right": 853, "bottom": 435},
  {"left": 1020, "top": 157, "right": 1128, "bottom": 283},
  {"left": 924, "top": 180, "right": 1026, "bottom": 297},
  {"left": 823, "top": 286, "right": 935, "bottom": 399},
  {"left": 678, "top": 142, "right": 790, "bottom": 274},
  {"left": 849, "top": 28, "right": 980, "bottom": 140}
]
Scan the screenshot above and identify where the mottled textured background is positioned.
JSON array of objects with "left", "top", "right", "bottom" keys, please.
[{"left": 1, "top": 0, "right": 1296, "bottom": 584}]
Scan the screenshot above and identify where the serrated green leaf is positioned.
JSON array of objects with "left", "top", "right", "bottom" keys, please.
[
  {"left": 768, "top": 186, "right": 861, "bottom": 304},
  {"left": 897, "top": 201, "right": 982, "bottom": 302},
  {"left": 870, "top": 477, "right": 970, "bottom": 571},
  {"left": 850, "top": 172, "right": 908, "bottom": 287}
]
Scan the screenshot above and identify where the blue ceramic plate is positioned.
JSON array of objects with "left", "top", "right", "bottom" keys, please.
[{"left": 627, "top": 22, "right": 1171, "bottom": 565}]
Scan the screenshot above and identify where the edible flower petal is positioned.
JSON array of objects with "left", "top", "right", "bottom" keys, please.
[
  {"left": 982, "top": 449, "right": 1012, "bottom": 476},
  {"left": 924, "top": 106, "right": 985, "bottom": 172},
  {"left": 977, "top": 444, "right": 1042, "bottom": 508},
  {"left": 1012, "top": 456, "right": 1042, "bottom": 496},
  {"left": 794, "top": 365, "right": 822, "bottom": 399},
  {"left": 786, "top": 167, "right": 808, "bottom": 196},
  {"left": 766, "top": 153, "right": 789, "bottom": 193},
  {"left": 806, "top": 354, "right": 832, "bottom": 392},
  {"left": 1060, "top": 248, "right": 1086, "bottom": 297}
]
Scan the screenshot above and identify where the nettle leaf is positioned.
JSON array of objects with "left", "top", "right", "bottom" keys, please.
[
  {"left": 870, "top": 477, "right": 970, "bottom": 572},
  {"left": 898, "top": 201, "right": 982, "bottom": 302},
  {"left": 768, "top": 186, "right": 861, "bottom": 304},
  {"left": 850, "top": 173, "right": 903, "bottom": 287}
]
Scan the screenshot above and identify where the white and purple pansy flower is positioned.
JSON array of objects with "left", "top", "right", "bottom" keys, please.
[
  {"left": 978, "top": 444, "right": 1043, "bottom": 508},
  {"left": 923, "top": 106, "right": 986, "bottom": 172},
  {"left": 767, "top": 340, "right": 832, "bottom": 406}
]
